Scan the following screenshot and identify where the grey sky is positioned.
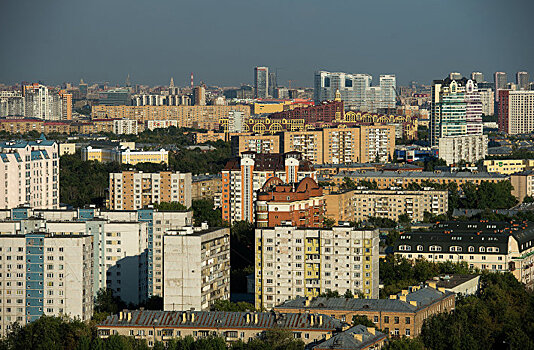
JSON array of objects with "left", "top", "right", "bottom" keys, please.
[{"left": 1, "top": 0, "right": 533, "bottom": 87}]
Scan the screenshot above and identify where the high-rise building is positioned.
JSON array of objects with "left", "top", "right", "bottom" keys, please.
[
  {"left": 430, "top": 77, "right": 483, "bottom": 146},
  {"left": 494, "top": 72, "right": 508, "bottom": 101},
  {"left": 108, "top": 171, "right": 192, "bottom": 210},
  {"left": 254, "top": 67, "right": 269, "bottom": 99},
  {"left": 0, "top": 138, "right": 59, "bottom": 209},
  {"left": 479, "top": 88, "right": 494, "bottom": 116},
  {"left": 498, "top": 90, "right": 534, "bottom": 134},
  {"left": 449, "top": 72, "right": 462, "bottom": 80},
  {"left": 516, "top": 71, "right": 530, "bottom": 91},
  {"left": 471, "top": 72, "right": 484, "bottom": 83},
  {"left": 59, "top": 90, "right": 72, "bottom": 120},
  {"left": 99, "top": 89, "right": 131, "bottom": 106},
  {"left": 221, "top": 152, "right": 316, "bottom": 224},
  {"left": 0, "top": 91, "right": 24, "bottom": 117},
  {"left": 193, "top": 86, "right": 206, "bottom": 106},
  {"left": 268, "top": 71, "right": 277, "bottom": 98},
  {"left": 163, "top": 227, "right": 230, "bottom": 311},
  {"left": 314, "top": 71, "right": 396, "bottom": 112},
  {"left": 0, "top": 233, "right": 94, "bottom": 335},
  {"left": 255, "top": 226, "right": 380, "bottom": 309},
  {"left": 227, "top": 110, "right": 245, "bottom": 133},
  {"left": 22, "top": 84, "right": 66, "bottom": 120},
  {"left": 438, "top": 134, "right": 488, "bottom": 165},
  {"left": 112, "top": 119, "right": 138, "bottom": 135}
]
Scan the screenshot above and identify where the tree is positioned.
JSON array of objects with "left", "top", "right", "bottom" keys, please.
[
  {"left": 352, "top": 315, "right": 375, "bottom": 327},
  {"left": 344, "top": 289, "right": 354, "bottom": 298},
  {"left": 384, "top": 338, "right": 425, "bottom": 350},
  {"left": 153, "top": 201, "right": 188, "bottom": 211},
  {"left": 192, "top": 199, "right": 224, "bottom": 227},
  {"left": 94, "top": 288, "right": 127, "bottom": 315},
  {"left": 211, "top": 300, "right": 256, "bottom": 312},
  {"left": 323, "top": 217, "right": 336, "bottom": 229},
  {"left": 523, "top": 196, "right": 534, "bottom": 203}
]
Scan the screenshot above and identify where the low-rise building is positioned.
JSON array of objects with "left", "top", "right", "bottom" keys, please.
[
  {"left": 163, "top": 227, "right": 230, "bottom": 311},
  {"left": 0, "top": 233, "right": 94, "bottom": 336},
  {"left": 484, "top": 159, "right": 534, "bottom": 175},
  {"left": 108, "top": 171, "right": 192, "bottom": 210},
  {"left": 313, "top": 325, "right": 387, "bottom": 350},
  {"left": 255, "top": 177, "right": 324, "bottom": 228},
  {"left": 97, "top": 310, "right": 345, "bottom": 347},
  {"left": 394, "top": 221, "right": 534, "bottom": 288},
  {"left": 255, "top": 226, "right": 379, "bottom": 310},
  {"left": 511, "top": 171, "right": 534, "bottom": 202},
  {"left": 425, "top": 274, "right": 480, "bottom": 296},
  {"left": 324, "top": 188, "right": 448, "bottom": 223},
  {"left": 81, "top": 146, "right": 169, "bottom": 165},
  {"left": 275, "top": 284, "right": 455, "bottom": 339},
  {"left": 329, "top": 170, "right": 508, "bottom": 191}
]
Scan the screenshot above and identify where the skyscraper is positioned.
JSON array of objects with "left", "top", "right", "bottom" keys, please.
[
  {"left": 268, "top": 71, "right": 277, "bottom": 98},
  {"left": 193, "top": 86, "right": 206, "bottom": 106},
  {"left": 471, "top": 72, "right": 484, "bottom": 83},
  {"left": 516, "top": 71, "right": 530, "bottom": 90},
  {"left": 379, "top": 74, "right": 396, "bottom": 109},
  {"left": 254, "top": 67, "right": 269, "bottom": 99},
  {"left": 494, "top": 72, "right": 508, "bottom": 101}
]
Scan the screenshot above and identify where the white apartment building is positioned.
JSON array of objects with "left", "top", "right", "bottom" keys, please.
[
  {"left": 113, "top": 119, "right": 138, "bottom": 135},
  {"left": 0, "top": 138, "right": 59, "bottom": 210},
  {"left": 146, "top": 120, "right": 178, "bottom": 130},
  {"left": 479, "top": 88, "right": 494, "bottom": 116},
  {"left": 0, "top": 91, "right": 25, "bottom": 117},
  {"left": 0, "top": 207, "right": 193, "bottom": 305},
  {"left": 498, "top": 90, "right": 534, "bottom": 134},
  {"left": 255, "top": 226, "right": 379, "bottom": 310},
  {"left": 0, "top": 233, "right": 93, "bottom": 336},
  {"left": 438, "top": 134, "right": 488, "bottom": 165},
  {"left": 163, "top": 227, "right": 230, "bottom": 311}
]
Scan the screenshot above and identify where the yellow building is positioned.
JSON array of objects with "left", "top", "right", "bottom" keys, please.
[
  {"left": 231, "top": 134, "right": 281, "bottom": 156},
  {"left": 253, "top": 101, "right": 289, "bottom": 114},
  {"left": 59, "top": 143, "right": 76, "bottom": 156},
  {"left": 81, "top": 146, "right": 168, "bottom": 165},
  {"left": 484, "top": 159, "right": 534, "bottom": 175},
  {"left": 92, "top": 105, "right": 251, "bottom": 130}
]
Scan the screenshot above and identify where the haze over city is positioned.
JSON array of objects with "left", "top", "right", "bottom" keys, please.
[{"left": 1, "top": 0, "right": 533, "bottom": 86}]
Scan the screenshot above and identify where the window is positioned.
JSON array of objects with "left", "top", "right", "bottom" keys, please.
[
  {"left": 384, "top": 316, "right": 389, "bottom": 323},
  {"left": 405, "top": 329, "right": 411, "bottom": 336},
  {"left": 394, "top": 316, "right": 399, "bottom": 324},
  {"left": 373, "top": 316, "right": 379, "bottom": 323},
  {"left": 405, "top": 317, "right": 410, "bottom": 324}
]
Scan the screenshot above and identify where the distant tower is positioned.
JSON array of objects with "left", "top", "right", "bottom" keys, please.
[
  {"left": 126, "top": 73, "right": 131, "bottom": 87},
  {"left": 170, "top": 77, "right": 174, "bottom": 88},
  {"left": 190, "top": 73, "right": 194, "bottom": 90}
]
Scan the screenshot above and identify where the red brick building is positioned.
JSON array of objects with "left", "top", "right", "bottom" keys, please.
[
  {"left": 255, "top": 176, "right": 324, "bottom": 228},
  {"left": 269, "top": 100, "right": 344, "bottom": 127}
]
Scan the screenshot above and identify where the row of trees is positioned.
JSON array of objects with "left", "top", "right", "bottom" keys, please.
[{"left": 0, "top": 317, "right": 306, "bottom": 350}]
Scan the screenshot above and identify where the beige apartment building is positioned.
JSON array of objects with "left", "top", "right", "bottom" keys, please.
[
  {"left": 511, "top": 171, "right": 534, "bottom": 202},
  {"left": 191, "top": 174, "right": 222, "bottom": 200},
  {"left": 324, "top": 189, "right": 448, "bottom": 223},
  {"left": 255, "top": 226, "right": 379, "bottom": 310},
  {"left": 231, "top": 134, "right": 280, "bottom": 156},
  {"left": 163, "top": 227, "right": 230, "bottom": 311},
  {"left": 282, "top": 126, "right": 395, "bottom": 165},
  {"left": 484, "top": 159, "right": 534, "bottom": 175},
  {"left": 92, "top": 105, "right": 251, "bottom": 130},
  {"left": 108, "top": 171, "right": 192, "bottom": 210}
]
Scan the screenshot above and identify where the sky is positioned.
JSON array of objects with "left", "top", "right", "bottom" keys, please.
[{"left": 1, "top": 0, "right": 533, "bottom": 88}]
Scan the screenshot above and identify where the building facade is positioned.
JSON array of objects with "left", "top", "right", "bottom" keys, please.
[
  {"left": 255, "top": 177, "right": 325, "bottom": 228},
  {"left": 324, "top": 188, "right": 448, "bottom": 223},
  {"left": 255, "top": 226, "right": 380, "bottom": 310},
  {"left": 230, "top": 134, "right": 280, "bottom": 156},
  {"left": 163, "top": 227, "right": 230, "bottom": 311},
  {"left": 498, "top": 90, "right": 534, "bottom": 134},
  {"left": 0, "top": 138, "right": 59, "bottom": 209},
  {"left": 0, "top": 233, "right": 93, "bottom": 335},
  {"left": 81, "top": 146, "right": 169, "bottom": 165},
  {"left": 394, "top": 221, "right": 534, "bottom": 288},
  {"left": 275, "top": 284, "right": 455, "bottom": 339},
  {"left": 108, "top": 171, "right": 192, "bottom": 210},
  {"left": 254, "top": 67, "right": 269, "bottom": 99},
  {"left": 221, "top": 152, "right": 316, "bottom": 224},
  {"left": 484, "top": 159, "right": 534, "bottom": 175},
  {"left": 438, "top": 134, "right": 488, "bottom": 165},
  {"left": 113, "top": 119, "right": 138, "bottom": 135}
]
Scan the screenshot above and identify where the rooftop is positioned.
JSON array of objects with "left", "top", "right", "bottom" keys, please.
[
  {"left": 313, "top": 325, "right": 386, "bottom": 350},
  {"left": 98, "top": 310, "right": 345, "bottom": 331}
]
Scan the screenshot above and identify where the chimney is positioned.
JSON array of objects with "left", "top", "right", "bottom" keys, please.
[
  {"left": 127, "top": 313, "right": 132, "bottom": 322},
  {"left": 191, "top": 313, "right": 195, "bottom": 323},
  {"left": 410, "top": 301, "right": 417, "bottom": 307},
  {"left": 399, "top": 295, "right": 407, "bottom": 302},
  {"left": 428, "top": 281, "right": 437, "bottom": 289},
  {"left": 246, "top": 313, "right": 250, "bottom": 323},
  {"left": 310, "top": 314, "right": 314, "bottom": 326},
  {"left": 353, "top": 333, "right": 363, "bottom": 342},
  {"left": 438, "top": 287, "right": 446, "bottom": 292},
  {"left": 389, "top": 295, "right": 396, "bottom": 300},
  {"left": 254, "top": 313, "right": 258, "bottom": 324},
  {"left": 319, "top": 315, "right": 323, "bottom": 326},
  {"left": 182, "top": 312, "right": 186, "bottom": 323},
  {"left": 367, "top": 327, "right": 375, "bottom": 335},
  {"left": 119, "top": 312, "right": 123, "bottom": 321},
  {"left": 401, "top": 289, "right": 409, "bottom": 296}
]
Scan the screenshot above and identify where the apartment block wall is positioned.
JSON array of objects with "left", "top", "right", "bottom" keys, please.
[
  {"left": 255, "top": 226, "right": 379, "bottom": 310},
  {"left": 0, "top": 140, "right": 59, "bottom": 210},
  {"left": 0, "top": 234, "right": 93, "bottom": 336},
  {"left": 231, "top": 134, "right": 281, "bottom": 156},
  {"left": 163, "top": 228, "right": 230, "bottom": 311},
  {"left": 108, "top": 171, "right": 192, "bottom": 210}
]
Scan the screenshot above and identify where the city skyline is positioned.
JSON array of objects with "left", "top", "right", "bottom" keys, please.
[{"left": 1, "top": 0, "right": 533, "bottom": 87}]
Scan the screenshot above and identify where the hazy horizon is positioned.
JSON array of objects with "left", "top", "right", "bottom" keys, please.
[{"left": 1, "top": 0, "right": 533, "bottom": 88}]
